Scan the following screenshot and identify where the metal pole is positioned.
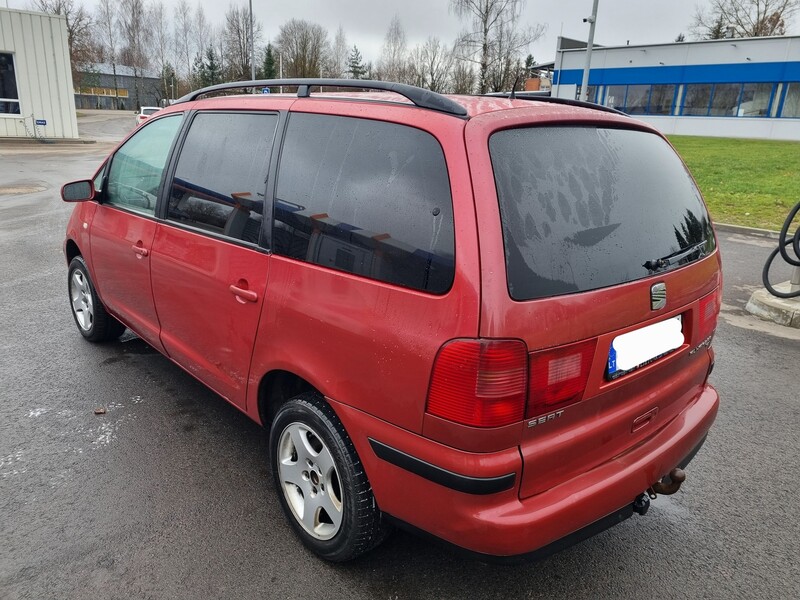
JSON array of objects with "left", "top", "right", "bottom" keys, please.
[
  {"left": 791, "top": 266, "right": 800, "bottom": 294},
  {"left": 249, "top": 0, "right": 255, "bottom": 82},
  {"left": 279, "top": 53, "right": 283, "bottom": 94},
  {"left": 579, "top": 0, "right": 600, "bottom": 102}
]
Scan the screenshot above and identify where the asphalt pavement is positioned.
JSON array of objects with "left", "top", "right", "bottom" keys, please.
[{"left": 0, "top": 111, "right": 798, "bottom": 600}]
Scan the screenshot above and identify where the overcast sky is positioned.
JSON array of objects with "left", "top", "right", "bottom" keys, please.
[{"left": 8, "top": 1, "right": 786, "bottom": 64}]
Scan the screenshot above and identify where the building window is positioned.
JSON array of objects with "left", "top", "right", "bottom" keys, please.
[
  {"left": 682, "top": 84, "right": 712, "bottom": 116},
  {"left": 781, "top": 83, "right": 800, "bottom": 118},
  {"left": 739, "top": 83, "right": 772, "bottom": 117},
  {"left": 575, "top": 86, "right": 598, "bottom": 103},
  {"left": 709, "top": 83, "right": 741, "bottom": 116},
  {"left": 605, "top": 85, "right": 626, "bottom": 111},
  {"left": 603, "top": 84, "right": 676, "bottom": 115},
  {"left": 650, "top": 85, "right": 675, "bottom": 115},
  {"left": 625, "top": 85, "right": 650, "bottom": 114},
  {"left": 0, "top": 53, "right": 20, "bottom": 115}
]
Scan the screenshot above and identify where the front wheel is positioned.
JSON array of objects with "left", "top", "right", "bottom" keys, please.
[
  {"left": 68, "top": 256, "right": 125, "bottom": 342},
  {"left": 269, "top": 393, "right": 389, "bottom": 561}
]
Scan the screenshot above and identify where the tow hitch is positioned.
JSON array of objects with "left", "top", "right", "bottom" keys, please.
[
  {"left": 633, "top": 468, "right": 687, "bottom": 516},
  {"left": 649, "top": 467, "right": 686, "bottom": 497}
]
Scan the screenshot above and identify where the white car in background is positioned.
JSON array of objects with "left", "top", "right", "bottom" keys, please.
[{"left": 134, "top": 107, "right": 161, "bottom": 126}]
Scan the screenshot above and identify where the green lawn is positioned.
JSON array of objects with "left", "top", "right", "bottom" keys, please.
[{"left": 668, "top": 135, "right": 800, "bottom": 231}]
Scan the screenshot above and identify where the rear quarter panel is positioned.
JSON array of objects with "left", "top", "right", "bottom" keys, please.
[{"left": 246, "top": 100, "right": 482, "bottom": 432}]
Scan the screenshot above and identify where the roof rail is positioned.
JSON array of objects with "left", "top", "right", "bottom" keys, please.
[
  {"left": 487, "top": 91, "right": 629, "bottom": 117},
  {"left": 174, "top": 79, "right": 468, "bottom": 117}
]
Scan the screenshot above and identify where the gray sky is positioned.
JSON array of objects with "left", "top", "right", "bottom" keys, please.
[{"left": 8, "top": 1, "right": 776, "bottom": 64}]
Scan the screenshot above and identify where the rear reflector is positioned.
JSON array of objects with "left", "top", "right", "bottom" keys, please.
[
  {"left": 427, "top": 339, "right": 528, "bottom": 428},
  {"left": 527, "top": 339, "right": 597, "bottom": 418},
  {"left": 698, "top": 288, "right": 721, "bottom": 341}
]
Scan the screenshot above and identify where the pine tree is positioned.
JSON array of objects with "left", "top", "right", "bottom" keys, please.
[
  {"left": 707, "top": 15, "right": 727, "bottom": 39},
  {"left": 192, "top": 52, "right": 207, "bottom": 89},
  {"left": 261, "top": 44, "right": 277, "bottom": 79},
  {"left": 205, "top": 47, "right": 222, "bottom": 86},
  {"left": 348, "top": 45, "right": 366, "bottom": 79}
]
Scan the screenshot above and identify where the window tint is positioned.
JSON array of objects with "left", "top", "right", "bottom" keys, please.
[
  {"left": 0, "top": 53, "right": 20, "bottom": 115},
  {"left": 106, "top": 115, "right": 182, "bottom": 214},
  {"left": 490, "top": 127, "right": 715, "bottom": 301},
  {"left": 167, "top": 112, "right": 278, "bottom": 244},
  {"left": 273, "top": 113, "right": 454, "bottom": 294}
]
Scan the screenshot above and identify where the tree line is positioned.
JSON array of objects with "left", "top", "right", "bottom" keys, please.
[
  {"left": 31, "top": 0, "right": 546, "bottom": 106},
  {"left": 31, "top": 0, "right": 800, "bottom": 107}
]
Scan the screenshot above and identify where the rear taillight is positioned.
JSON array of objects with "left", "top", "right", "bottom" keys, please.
[
  {"left": 426, "top": 339, "right": 528, "bottom": 428},
  {"left": 527, "top": 339, "right": 597, "bottom": 418},
  {"left": 698, "top": 288, "right": 721, "bottom": 341}
]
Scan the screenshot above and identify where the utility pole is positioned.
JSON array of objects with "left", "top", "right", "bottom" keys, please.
[
  {"left": 249, "top": 0, "right": 255, "bottom": 81},
  {"left": 579, "top": 0, "right": 599, "bottom": 102}
]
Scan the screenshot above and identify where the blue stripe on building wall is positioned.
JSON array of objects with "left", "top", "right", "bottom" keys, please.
[{"left": 555, "top": 62, "right": 800, "bottom": 85}]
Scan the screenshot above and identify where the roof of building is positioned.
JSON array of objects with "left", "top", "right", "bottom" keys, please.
[
  {"left": 83, "top": 62, "right": 159, "bottom": 79},
  {"left": 558, "top": 33, "right": 800, "bottom": 53}
]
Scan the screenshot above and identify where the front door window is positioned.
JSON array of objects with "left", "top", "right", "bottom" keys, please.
[{"left": 106, "top": 115, "right": 183, "bottom": 214}]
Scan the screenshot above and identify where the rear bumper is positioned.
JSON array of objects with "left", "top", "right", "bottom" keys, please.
[{"left": 332, "top": 384, "right": 719, "bottom": 558}]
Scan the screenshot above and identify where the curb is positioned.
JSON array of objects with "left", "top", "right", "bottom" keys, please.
[
  {"left": 714, "top": 222, "right": 780, "bottom": 239},
  {"left": 0, "top": 137, "right": 96, "bottom": 146}
]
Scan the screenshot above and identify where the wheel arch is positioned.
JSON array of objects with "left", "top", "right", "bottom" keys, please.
[
  {"left": 257, "top": 369, "right": 319, "bottom": 429},
  {"left": 65, "top": 239, "right": 82, "bottom": 264}
]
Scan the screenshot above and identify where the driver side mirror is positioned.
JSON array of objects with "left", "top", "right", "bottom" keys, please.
[{"left": 61, "top": 180, "right": 95, "bottom": 203}]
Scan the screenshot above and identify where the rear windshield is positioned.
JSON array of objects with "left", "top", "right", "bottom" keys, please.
[{"left": 489, "top": 127, "right": 715, "bottom": 301}]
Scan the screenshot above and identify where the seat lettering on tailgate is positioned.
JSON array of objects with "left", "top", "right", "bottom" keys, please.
[{"left": 528, "top": 410, "right": 565, "bottom": 428}]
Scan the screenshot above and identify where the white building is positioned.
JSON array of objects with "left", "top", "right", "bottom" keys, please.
[
  {"left": 553, "top": 35, "right": 800, "bottom": 141},
  {"left": 0, "top": 7, "right": 79, "bottom": 139}
]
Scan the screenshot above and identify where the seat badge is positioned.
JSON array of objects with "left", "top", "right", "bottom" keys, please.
[{"left": 651, "top": 282, "right": 667, "bottom": 310}]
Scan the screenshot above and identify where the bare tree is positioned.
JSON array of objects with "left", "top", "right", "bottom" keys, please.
[
  {"left": 30, "top": 0, "right": 94, "bottom": 87},
  {"left": 223, "top": 4, "right": 263, "bottom": 80},
  {"left": 451, "top": 56, "right": 475, "bottom": 94},
  {"left": 331, "top": 25, "right": 349, "bottom": 78},
  {"left": 118, "top": 0, "right": 151, "bottom": 109},
  {"left": 173, "top": 0, "right": 193, "bottom": 85},
  {"left": 151, "top": 1, "right": 172, "bottom": 100},
  {"left": 377, "top": 15, "right": 410, "bottom": 83},
  {"left": 93, "top": 0, "right": 119, "bottom": 107},
  {"left": 194, "top": 4, "right": 211, "bottom": 62},
  {"left": 450, "top": 0, "right": 545, "bottom": 93},
  {"left": 408, "top": 37, "right": 453, "bottom": 92},
  {"left": 692, "top": 0, "right": 800, "bottom": 38},
  {"left": 276, "top": 19, "right": 330, "bottom": 78}
]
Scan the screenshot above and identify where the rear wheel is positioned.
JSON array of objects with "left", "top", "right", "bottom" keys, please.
[
  {"left": 269, "top": 392, "right": 389, "bottom": 561},
  {"left": 68, "top": 256, "right": 125, "bottom": 342}
]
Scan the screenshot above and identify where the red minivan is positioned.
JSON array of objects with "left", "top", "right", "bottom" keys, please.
[{"left": 62, "top": 79, "right": 721, "bottom": 562}]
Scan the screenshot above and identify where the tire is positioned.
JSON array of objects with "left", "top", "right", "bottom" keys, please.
[
  {"left": 269, "top": 392, "right": 390, "bottom": 562},
  {"left": 67, "top": 256, "right": 126, "bottom": 343}
]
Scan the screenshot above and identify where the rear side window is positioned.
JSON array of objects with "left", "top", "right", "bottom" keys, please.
[
  {"left": 490, "top": 127, "right": 715, "bottom": 301},
  {"left": 273, "top": 113, "right": 454, "bottom": 294},
  {"left": 167, "top": 112, "right": 278, "bottom": 244}
]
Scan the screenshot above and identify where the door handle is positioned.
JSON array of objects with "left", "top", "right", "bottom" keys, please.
[
  {"left": 229, "top": 284, "right": 258, "bottom": 303},
  {"left": 131, "top": 244, "right": 149, "bottom": 257}
]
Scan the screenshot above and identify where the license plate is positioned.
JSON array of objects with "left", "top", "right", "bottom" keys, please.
[{"left": 607, "top": 316, "right": 684, "bottom": 380}]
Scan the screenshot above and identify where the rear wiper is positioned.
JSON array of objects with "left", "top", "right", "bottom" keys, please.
[{"left": 643, "top": 241, "right": 707, "bottom": 272}]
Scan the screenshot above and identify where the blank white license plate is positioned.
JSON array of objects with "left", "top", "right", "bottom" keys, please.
[{"left": 607, "top": 316, "right": 684, "bottom": 379}]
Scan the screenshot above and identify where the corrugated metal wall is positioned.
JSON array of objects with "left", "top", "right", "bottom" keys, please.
[{"left": 0, "top": 8, "right": 79, "bottom": 139}]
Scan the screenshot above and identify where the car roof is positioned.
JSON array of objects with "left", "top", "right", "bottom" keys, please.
[{"left": 167, "top": 91, "right": 631, "bottom": 121}]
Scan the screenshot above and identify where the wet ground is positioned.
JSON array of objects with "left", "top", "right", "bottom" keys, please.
[{"left": 0, "top": 111, "right": 798, "bottom": 599}]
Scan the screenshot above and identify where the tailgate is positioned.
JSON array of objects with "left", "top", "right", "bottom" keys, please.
[{"left": 466, "top": 119, "right": 722, "bottom": 497}]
